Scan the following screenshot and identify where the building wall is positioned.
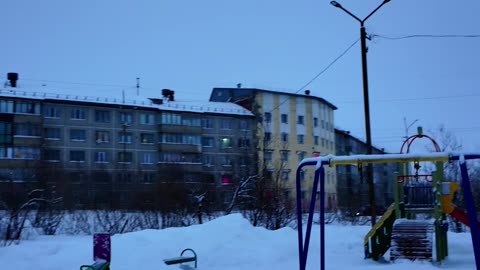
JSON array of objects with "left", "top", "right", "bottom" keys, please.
[
  {"left": 335, "top": 129, "right": 398, "bottom": 211},
  {"left": 0, "top": 95, "right": 256, "bottom": 210}
]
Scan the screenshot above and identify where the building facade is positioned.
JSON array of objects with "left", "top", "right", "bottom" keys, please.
[
  {"left": 210, "top": 87, "right": 338, "bottom": 210},
  {"left": 0, "top": 86, "right": 256, "bottom": 210},
  {"left": 335, "top": 129, "right": 399, "bottom": 212}
]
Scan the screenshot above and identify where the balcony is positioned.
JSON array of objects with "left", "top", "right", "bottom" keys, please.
[
  {"left": 158, "top": 143, "right": 202, "bottom": 153},
  {"left": 158, "top": 124, "right": 202, "bottom": 134}
]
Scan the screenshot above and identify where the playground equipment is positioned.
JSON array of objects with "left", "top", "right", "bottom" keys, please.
[
  {"left": 164, "top": 248, "right": 198, "bottom": 268},
  {"left": 80, "top": 233, "right": 111, "bottom": 270},
  {"left": 296, "top": 139, "right": 480, "bottom": 270}
]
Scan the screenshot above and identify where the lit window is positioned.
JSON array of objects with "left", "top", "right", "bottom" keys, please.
[
  {"left": 220, "top": 137, "right": 233, "bottom": 148},
  {"left": 140, "top": 133, "right": 154, "bottom": 144}
]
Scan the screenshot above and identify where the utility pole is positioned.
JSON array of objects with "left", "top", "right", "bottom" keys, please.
[{"left": 331, "top": 0, "right": 391, "bottom": 226}]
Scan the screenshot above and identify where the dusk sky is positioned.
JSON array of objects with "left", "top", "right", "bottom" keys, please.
[{"left": 2, "top": 0, "right": 479, "bottom": 153}]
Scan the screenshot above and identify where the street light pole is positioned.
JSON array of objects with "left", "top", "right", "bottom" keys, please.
[{"left": 331, "top": 0, "right": 391, "bottom": 226}]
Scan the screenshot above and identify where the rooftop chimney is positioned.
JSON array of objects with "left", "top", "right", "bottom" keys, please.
[
  {"left": 7, "top": 73, "right": 18, "bottom": 88},
  {"left": 305, "top": 90, "right": 310, "bottom": 96},
  {"left": 237, "top": 83, "right": 242, "bottom": 88}
]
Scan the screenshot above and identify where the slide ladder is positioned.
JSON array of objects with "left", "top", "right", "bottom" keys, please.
[{"left": 364, "top": 203, "right": 396, "bottom": 261}]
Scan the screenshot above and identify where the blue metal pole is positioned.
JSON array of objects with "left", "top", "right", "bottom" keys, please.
[
  {"left": 459, "top": 156, "right": 480, "bottom": 270},
  {"left": 296, "top": 164, "right": 306, "bottom": 270},
  {"left": 302, "top": 168, "right": 321, "bottom": 269},
  {"left": 319, "top": 165, "right": 326, "bottom": 270}
]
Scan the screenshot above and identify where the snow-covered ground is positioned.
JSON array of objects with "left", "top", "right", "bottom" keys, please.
[{"left": 1, "top": 214, "right": 476, "bottom": 270}]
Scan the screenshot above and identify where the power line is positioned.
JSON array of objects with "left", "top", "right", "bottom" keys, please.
[
  {"left": 334, "top": 93, "right": 480, "bottom": 104},
  {"left": 372, "top": 34, "right": 480, "bottom": 40},
  {"left": 267, "top": 37, "right": 360, "bottom": 114}
]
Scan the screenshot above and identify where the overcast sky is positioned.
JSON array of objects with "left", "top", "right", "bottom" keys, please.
[{"left": 2, "top": 0, "right": 479, "bottom": 153}]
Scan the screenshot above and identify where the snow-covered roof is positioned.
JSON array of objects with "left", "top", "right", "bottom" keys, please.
[{"left": 0, "top": 87, "right": 254, "bottom": 116}]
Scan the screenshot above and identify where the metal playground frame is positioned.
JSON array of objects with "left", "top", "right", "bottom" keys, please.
[{"left": 296, "top": 152, "right": 480, "bottom": 270}]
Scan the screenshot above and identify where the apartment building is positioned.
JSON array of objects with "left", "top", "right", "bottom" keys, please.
[
  {"left": 335, "top": 129, "right": 399, "bottom": 211},
  {"left": 0, "top": 80, "right": 255, "bottom": 210},
  {"left": 209, "top": 87, "right": 338, "bottom": 210}
]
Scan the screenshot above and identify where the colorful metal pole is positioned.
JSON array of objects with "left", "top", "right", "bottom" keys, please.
[{"left": 459, "top": 156, "right": 480, "bottom": 269}]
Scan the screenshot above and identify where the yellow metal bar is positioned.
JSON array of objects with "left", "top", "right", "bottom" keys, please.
[{"left": 330, "top": 156, "right": 449, "bottom": 166}]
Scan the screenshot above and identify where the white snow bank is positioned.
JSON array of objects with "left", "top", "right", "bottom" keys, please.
[{"left": 0, "top": 213, "right": 476, "bottom": 270}]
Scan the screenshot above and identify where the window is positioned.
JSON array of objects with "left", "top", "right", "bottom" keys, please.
[
  {"left": 300, "top": 170, "right": 305, "bottom": 181},
  {"left": 321, "top": 120, "right": 325, "bottom": 129},
  {"left": 95, "top": 110, "right": 110, "bottom": 123},
  {"left": 159, "top": 152, "right": 201, "bottom": 163},
  {"left": 239, "top": 156, "right": 249, "bottom": 166},
  {"left": 143, "top": 172, "right": 154, "bottom": 183},
  {"left": 14, "top": 123, "right": 41, "bottom": 137},
  {"left": 281, "top": 133, "right": 288, "bottom": 143},
  {"left": 71, "top": 109, "right": 86, "bottom": 120},
  {"left": 221, "top": 156, "right": 233, "bottom": 166},
  {"left": 140, "top": 113, "right": 155, "bottom": 125},
  {"left": 203, "top": 155, "right": 215, "bottom": 166},
  {"left": 201, "top": 118, "right": 214, "bottom": 129},
  {"left": 297, "top": 151, "right": 306, "bottom": 162},
  {"left": 264, "top": 112, "right": 272, "bottom": 123},
  {"left": 119, "top": 132, "right": 132, "bottom": 144},
  {"left": 160, "top": 133, "right": 201, "bottom": 145},
  {"left": 264, "top": 151, "right": 273, "bottom": 161},
  {"left": 44, "top": 106, "right": 61, "bottom": 118},
  {"left": 220, "top": 119, "right": 232, "bottom": 129},
  {"left": 280, "top": 150, "right": 289, "bottom": 161},
  {"left": 2, "top": 147, "right": 40, "bottom": 159},
  {"left": 202, "top": 137, "right": 214, "bottom": 147},
  {"left": 221, "top": 175, "right": 232, "bottom": 185},
  {"left": 281, "top": 114, "right": 288, "bottom": 124},
  {"left": 313, "top": 117, "right": 318, "bottom": 127},
  {"left": 119, "top": 112, "right": 133, "bottom": 125},
  {"left": 297, "top": 115, "right": 304, "bottom": 125},
  {"left": 264, "top": 132, "right": 271, "bottom": 143},
  {"left": 142, "top": 152, "right": 154, "bottom": 164},
  {"left": 15, "top": 101, "right": 40, "bottom": 114},
  {"left": 161, "top": 113, "right": 181, "bottom": 125},
  {"left": 140, "top": 133, "right": 154, "bottom": 144},
  {"left": 45, "top": 128, "right": 60, "bottom": 140},
  {"left": 239, "top": 120, "right": 249, "bottom": 130},
  {"left": 182, "top": 116, "right": 201, "bottom": 126},
  {"left": 70, "top": 129, "right": 86, "bottom": 141},
  {"left": 297, "top": 134, "right": 304, "bottom": 144},
  {"left": 94, "top": 151, "right": 108, "bottom": 163},
  {"left": 118, "top": 152, "right": 133, "bottom": 163},
  {"left": 0, "top": 123, "right": 13, "bottom": 144},
  {"left": 70, "top": 150, "right": 85, "bottom": 162},
  {"left": 0, "top": 100, "right": 14, "bottom": 113},
  {"left": 321, "top": 138, "right": 325, "bottom": 147},
  {"left": 118, "top": 173, "right": 132, "bottom": 183},
  {"left": 238, "top": 138, "right": 250, "bottom": 148},
  {"left": 43, "top": 150, "right": 60, "bottom": 161},
  {"left": 220, "top": 137, "right": 233, "bottom": 148},
  {"left": 281, "top": 170, "right": 289, "bottom": 181},
  {"left": 95, "top": 131, "right": 110, "bottom": 143},
  {"left": 314, "top": 136, "right": 319, "bottom": 145}
]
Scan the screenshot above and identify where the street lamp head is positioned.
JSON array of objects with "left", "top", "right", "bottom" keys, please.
[
  {"left": 383, "top": 0, "right": 391, "bottom": 3},
  {"left": 330, "top": 1, "right": 342, "bottom": 8}
]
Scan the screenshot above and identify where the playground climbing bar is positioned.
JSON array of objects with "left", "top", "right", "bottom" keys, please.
[{"left": 296, "top": 152, "right": 480, "bottom": 270}]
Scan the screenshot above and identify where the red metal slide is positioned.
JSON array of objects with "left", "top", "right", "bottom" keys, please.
[{"left": 450, "top": 206, "right": 480, "bottom": 229}]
